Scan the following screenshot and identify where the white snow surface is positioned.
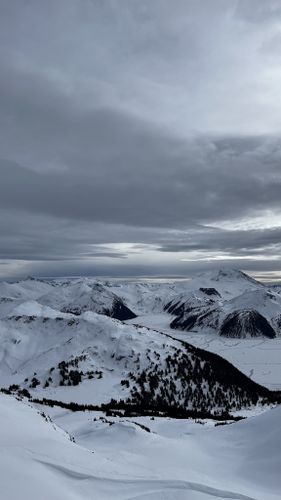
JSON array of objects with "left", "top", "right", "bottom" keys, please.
[
  {"left": 1, "top": 270, "right": 281, "bottom": 390},
  {"left": 1, "top": 270, "right": 281, "bottom": 499},
  {"left": 1, "top": 393, "right": 280, "bottom": 500},
  {"left": 8, "top": 300, "right": 73, "bottom": 319}
]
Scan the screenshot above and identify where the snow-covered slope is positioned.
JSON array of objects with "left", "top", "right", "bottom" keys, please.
[
  {"left": 1, "top": 270, "right": 281, "bottom": 411},
  {"left": 1, "top": 393, "right": 281, "bottom": 500},
  {"left": 106, "top": 281, "right": 190, "bottom": 314},
  {"left": 39, "top": 279, "right": 137, "bottom": 320},
  {"left": 1, "top": 271, "right": 281, "bottom": 500},
  {"left": 0, "top": 278, "right": 55, "bottom": 318},
  {"left": 165, "top": 270, "right": 281, "bottom": 338},
  {"left": 107, "top": 269, "right": 262, "bottom": 314},
  {"left": 0, "top": 277, "right": 54, "bottom": 301},
  {"left": 190, "top": 269, "right": 263, "bottom": 298},
  {"left": 0, "top": 301, "right": 275, "bottom": 412},
  {"left": 0, "top": 278, "right": 136, "bottom": 321},
  {"left": 1, "top": 270, "right": 279, "bottom": 338}
]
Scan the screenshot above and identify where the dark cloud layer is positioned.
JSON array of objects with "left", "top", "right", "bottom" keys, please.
[{"left": 1, "top": 0, "right": 281, "bottom": 279}]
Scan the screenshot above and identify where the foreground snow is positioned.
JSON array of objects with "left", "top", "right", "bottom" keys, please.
[{"left": 1, "top": 393, "right": 280, "bottom": 500}]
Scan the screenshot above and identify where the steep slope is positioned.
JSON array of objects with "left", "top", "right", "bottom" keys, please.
[
  {"left": 0, "top": 278, "right": 55, "bottom": 318},
  {"left": 219, "top": 309, "right": 276, "bottom": 338},
  {"left": 0, "top": 394, "right": 85, "bottom": 500},
  {"left": 165, "top": 288, "right": 220, "bottom": 332},
  {"left": 107, "top": 269, "right": 261, "bottom": 314},
  {"left": 191, "top": 269, "right": 263, "bottom": 299},
  {"left": 166, "top": 271, "right": 281, "bottom": 338},
  {"left": 0, "top": 302, "right": 276, "bottom": 413},
  {"left": 0, "top": 278, "right": 137, "bottom": 321},
  {"left": 107, "top": 281, "right": 191, "bottom": 314},
  {"left": 39, "top": 280, "right": 137, "bottom": 320},
  {"left": 0, "top": 277, "right": 54, "bottom": 301}
]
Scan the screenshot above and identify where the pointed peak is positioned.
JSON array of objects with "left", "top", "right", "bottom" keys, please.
[{"left": 196, "top": 268, "right": 261, "bottom": 285}]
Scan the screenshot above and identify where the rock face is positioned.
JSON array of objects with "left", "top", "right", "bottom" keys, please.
[
  {"left": 219, "top": 309, "right": 276, "bottom": 339},
  {"left": 199, "top": 287, "right": 221, "bottom": 297},
  {"left": 103, "top": 298, "right": 137, "bottom": 321},
  {"left": 169, "top": 306, "right": 219, "bottom": 331},
  {"left": 165, "top": 289, "right": 220, "bottom": 332}
]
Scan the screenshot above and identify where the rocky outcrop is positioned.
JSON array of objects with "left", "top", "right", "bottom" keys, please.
[{"left": 219, "top": 309, "right": 276, "bottom": 339}]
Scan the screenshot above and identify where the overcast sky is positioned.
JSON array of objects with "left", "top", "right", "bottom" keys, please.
[{"left": 1, "top": 0, "right": 281, "bottom": 280}]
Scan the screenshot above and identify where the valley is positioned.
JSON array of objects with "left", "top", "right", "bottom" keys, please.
[{"left": 0, "top": 269, "right": 281, "bottom": 500}]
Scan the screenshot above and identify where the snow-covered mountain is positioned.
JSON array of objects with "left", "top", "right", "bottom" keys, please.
[
  {"left": 0, "top": 302, "right": 274, "bottom": 412},
  {"left": 192, "top": 268, "right": 263, "bottom": 297},
  {"left": 40, "top": 279, "right": 137, "bottom": 320},
  {"left": 1, "top": 269, "right": 281, "bottom": 341},
  {"left": 164, "top": 269, "right": 281, "bottom": 338},
  {"left": 1, "top": 269, "right": 281, "bottom": 415},
  {"left": 0, "top": 278, "right": 136, "bottom": 321},
  {"left": 106, "top": 280, "right": 190, "bottom": 314},
  {"left": 1, "top": 270, "right": 281, "bottom": 500},
  {"left": 219, "top": 309, "right": 276, "bottom": 339}
]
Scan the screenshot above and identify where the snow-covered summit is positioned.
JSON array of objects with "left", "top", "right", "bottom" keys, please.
[
  {"left": 189, "top": 268, "right": 263, "bottom": 299},
  {"left": 163, "top": 269, "right": 281, "bottom": 338},
  {"left": 197, "top": 268, "right": 259, "bottom": 284}
]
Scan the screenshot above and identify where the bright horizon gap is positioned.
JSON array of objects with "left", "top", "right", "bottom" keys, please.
[{"left": 2, "top": 269, "right": 281, "bottom": 284}]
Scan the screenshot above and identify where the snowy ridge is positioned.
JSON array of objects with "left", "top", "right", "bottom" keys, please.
[
  {"left": 0, "top": 305, "right": 274, "bottom": 412},
  {"left": 0, "top": 278, "right": 136, "bottom": 321}
]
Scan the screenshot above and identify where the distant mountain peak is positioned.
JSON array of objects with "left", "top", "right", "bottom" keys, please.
[{"left": 197, "top": 268, "right": 261, "bottom": 285}]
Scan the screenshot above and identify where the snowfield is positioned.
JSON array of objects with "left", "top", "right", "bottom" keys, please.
[
  {"left": 1, "top": 393, "right": 281, "bottom": 500},
  {"left": 0, "top": 269, "right": 281, "bottom": 499}
]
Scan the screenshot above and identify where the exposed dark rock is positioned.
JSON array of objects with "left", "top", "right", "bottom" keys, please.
[
  {"left": 199, "top": 287, "right": 221, "bottom": 297},
  {"left": 63, "top": 297, "right": 136, "bottom": 321},
  {"left": 219, "top": 309, "right": 276, "bottom": 339},
  {"left": 170, "top": 312, "right": 199, "bottom": 330},
  {"left": 164, "top": 300, "right": 184, "bottom": 315},
  {"left": 104, "top": 299, "right": 137, "bottom": 321},
  {"left": 170, "top": 307, "right": 219, "bottom": 331}
]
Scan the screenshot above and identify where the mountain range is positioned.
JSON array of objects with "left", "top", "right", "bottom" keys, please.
[
  {"left": 1, "top": 269, "right": 281, "bottom": 416},
  {"left": 1, "top": 268, "right": 281, "bottom": 500}
]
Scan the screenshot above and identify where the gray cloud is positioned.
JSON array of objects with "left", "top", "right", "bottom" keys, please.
[
  {"left": 1, "top": 132, "right": 281, "bottom": 229},
  {"left": 158, "top": 226, "right": 281, "bottom": 256},
  {"left": 1, "top": 0, "right": 281, "bottom": 279},
  {"left": 235, "top": 0, "right": 281, "bottom": 24}
]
